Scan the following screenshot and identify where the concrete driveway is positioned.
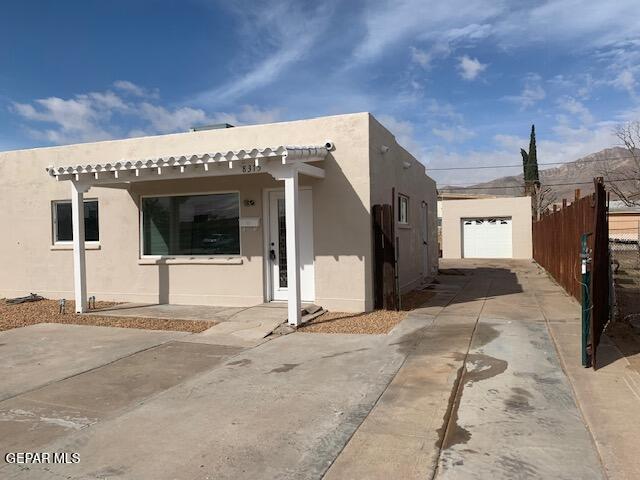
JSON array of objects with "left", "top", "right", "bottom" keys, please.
[
  {"left": 1, "top": 318, "right": 422, "bottom": 479},
  {"left": 1, "top": 260, "right": 607, "bottom": 479}
]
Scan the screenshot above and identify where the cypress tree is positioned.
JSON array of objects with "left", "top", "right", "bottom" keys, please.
[
  {"left": 522, "top": 125, "right": 540, "bottom": 197},
  {"left": 528, "top": 124, "right": 540, "bottom": 186},
  {"left": 520, "top": 148, "right": 529, "bottom": 174}
]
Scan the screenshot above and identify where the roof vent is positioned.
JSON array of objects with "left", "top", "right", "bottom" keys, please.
[{"left": 190, "top": 123, "right": 235, "bottom": 132}]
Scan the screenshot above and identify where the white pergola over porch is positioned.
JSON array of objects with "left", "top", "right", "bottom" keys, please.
[{"left": 45, "top": 142, "right": 333, "bottom": 326}]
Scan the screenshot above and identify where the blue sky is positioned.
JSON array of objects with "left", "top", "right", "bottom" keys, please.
[{"left": 1, "top": 0, "right": 639, "bottom": 184}]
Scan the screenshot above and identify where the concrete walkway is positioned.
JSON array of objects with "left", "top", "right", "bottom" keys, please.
[
  {"left": 548, "top": 303, "right": 640, "bottom": 479},
  {"left": 92, "top": 301, "right": 290, "bottom": 323},
  {"left": 92, "top": 302, "right": 292, "bottom": 346},
  {"left": 326, "top": 260, "right": 605, "bottom": 480},
  {"left": 434, "top": 262, "right": 603, "bottom": 480}
]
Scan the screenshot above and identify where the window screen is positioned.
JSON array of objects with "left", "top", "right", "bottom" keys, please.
[{"left": 142, "top": 193, "right": 240, "bottom": 256}]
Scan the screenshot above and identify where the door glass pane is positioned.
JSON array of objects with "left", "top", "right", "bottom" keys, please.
[
  {"left": 277, "top": 198, "right": 287, "bottom": 288},
  {"left": 142, "top": 193, "right": 240, "bottom": 256}
]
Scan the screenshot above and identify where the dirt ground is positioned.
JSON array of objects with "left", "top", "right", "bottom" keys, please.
[
  {"left": 299, "top": 289, "right": 435, "bottom": 334},
  {"left": 0, "top": 299, "right": 213, "bottom": 333}
]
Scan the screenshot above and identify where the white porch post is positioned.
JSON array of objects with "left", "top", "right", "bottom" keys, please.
[
  {"left": 283, "top": 169, "right": 302, "bottom": 326},
  {"left": 71, "top": 182, "right": 89, "bottom": 313}
]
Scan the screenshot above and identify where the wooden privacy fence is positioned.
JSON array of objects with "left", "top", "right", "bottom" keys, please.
[
  {"left": 533, "top": 192, "right": 594, "bottom": 300},
  {"left": 533, "top": 178, "right": 609, "bottom": 368}
]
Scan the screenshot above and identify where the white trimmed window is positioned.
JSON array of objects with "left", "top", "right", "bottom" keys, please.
[
  {"left": 398, "top": 194, "right": 409, "bottom": 224},
  {"left": 141, "top": 192, "right": 240, "bottom": 256},
  {"left": 52, "top": 200, "right": 99, "bottom": 244}
]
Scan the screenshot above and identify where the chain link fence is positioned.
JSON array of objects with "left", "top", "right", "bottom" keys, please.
[{"left": 610, "top": 223, "right": 640, "bottom": 324}]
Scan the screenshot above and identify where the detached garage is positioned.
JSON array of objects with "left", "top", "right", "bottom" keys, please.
[{"left": 441, "top": 196, "right": 532, "bottom": 259}]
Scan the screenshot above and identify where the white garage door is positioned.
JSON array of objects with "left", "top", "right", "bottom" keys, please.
[{"left": 462, "top": 217, "right": 513, "bottom": 258}]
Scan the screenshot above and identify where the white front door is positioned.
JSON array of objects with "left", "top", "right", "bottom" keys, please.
[
  {"left": 462, "top": 217, "right": 513, "bottom": 258},
  {"left": 268, "top": 189, "right": 315, "bottom": 302}
]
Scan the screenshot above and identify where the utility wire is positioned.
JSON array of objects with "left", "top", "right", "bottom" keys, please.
[
  {"left": 437, "top": 177, "right": 640, "bottom": 191},
  {"left": 427, "top": 154, "right": 638, "bottom": 171},
  {"left": 439, "top": 176, "right": 639, "bottom": 187}
]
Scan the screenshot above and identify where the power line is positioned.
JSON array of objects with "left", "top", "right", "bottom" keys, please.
[
  {"left": 427, "top": 154, "right": 639, "bottom": 171},
  {"left": 437, "top": 177, "right": 640, "bottom": 191}
]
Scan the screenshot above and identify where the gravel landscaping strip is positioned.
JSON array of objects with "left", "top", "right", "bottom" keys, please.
[
  {"left": 298, "top": 310, "right": 406, "bottom": 334},
  {"left": 0, "top": 299, "right": 213, "bottom": 333},
  {"left": 299, "top": 289, "right": 435, "bottom": 334}
]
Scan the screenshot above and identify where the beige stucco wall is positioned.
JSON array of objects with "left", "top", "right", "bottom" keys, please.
[
  {"left": 368, "top": 116, "right": 439, "bottom": 293},
  {"left": 441, "top": 197, "right": 533, "bottom": 259},
  {"left": 0, "top": 113, "right": 373, "bottom": 311}
]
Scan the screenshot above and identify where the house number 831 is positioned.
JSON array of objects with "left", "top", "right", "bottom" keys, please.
[{"left": 242, "top": 164, "right": 261, "bottom": 173}]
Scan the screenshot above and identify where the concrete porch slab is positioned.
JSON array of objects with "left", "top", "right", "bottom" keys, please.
[
  {"left": 91, "top": 303, "right": 292, "bottom": 347},
  {"left": 88, "top": 303, "right": 246, "bottom": 322}
]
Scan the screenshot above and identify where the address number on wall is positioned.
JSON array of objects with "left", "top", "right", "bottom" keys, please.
[{"left": 241, "top": 164, "right": 262, "bottom": 173}]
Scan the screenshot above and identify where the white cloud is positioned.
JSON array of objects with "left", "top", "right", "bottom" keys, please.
[
  {"left": 234, "top": 105, "right": 282, "bottom": 124},
  {"left": 12, "top": 95, "right": 117, "bottom": 144},
  {"left": 351, "top": 0, "right": 640, "bottom": 79},
  {"left": 548, "top": 73, "right": 597, "bottom": 99},
  {"left": 498, "top": 0, "right": 640, "bottom": 50},
  {"left": 11, "top": 83, "right": 284, "bottom": 145},
  {"left": 408, "top": 44, "right": 449, "bottom": 73},
  {"left": 492, "top": 133, "right": 525, "bottom": 151},
  {"left": 113, "top": 80, "right": 159, "bottom": 99},
  {"left": 445, "top": 23, "right": 492, "bottom": 42},
  {"left": 196, "top": 105, "right": 283, "bottom": 128},
  {"left": 353, "top": 0, "right": 502, "bottom": 62},
  {"left": 612, "top": 69, "right": 637, "bottom": 97},
  {"left": 137, "top": 103, "right": 212, "bottom": 134},
  {"left": 376, "top": 113, "right": 424, "bottom": 156},
  {"left": 557, "top": 96, "right": 594, "bottom": 124},
  {"left": 193, "top": 1, "right": 333, "bottom": 105},
  {"left": 504, "top": 73, "right": 546, "bottom": 109},
  {"left": 410, "top": 46, "right": 432, "bottom": 68},
  {"left": 425, "top": 98, "right": 464, "bottom": 122},
  {"left": 353, "top": 0, "right": 640, "bottom": 63},
  {"left": 432, "top": 125, "right": 476, "bottom": 143},
  {"left": 458, "top": 55, "right": 487, "bottom": 80}
]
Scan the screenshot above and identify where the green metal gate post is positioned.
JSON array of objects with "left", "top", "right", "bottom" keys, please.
[{"left": 581, "top": 233, "right": 592, "bottom": 368}]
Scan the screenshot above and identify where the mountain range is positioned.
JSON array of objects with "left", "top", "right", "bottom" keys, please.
[{"left": 440, "top": 147, "right": 638, "bottom": 201}]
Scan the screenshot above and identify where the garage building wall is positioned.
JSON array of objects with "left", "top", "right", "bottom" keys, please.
[{"left": 441, "top": 196, "right": 533, "bottom": 259}]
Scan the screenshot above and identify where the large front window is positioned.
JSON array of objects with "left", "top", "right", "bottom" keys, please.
[{"left": 142, "top": 193, "right": 240, "bottom": 256}]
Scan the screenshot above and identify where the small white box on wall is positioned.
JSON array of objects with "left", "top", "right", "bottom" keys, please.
[{"left": 240, "top": 217, "right": 260, "bottom": 228}]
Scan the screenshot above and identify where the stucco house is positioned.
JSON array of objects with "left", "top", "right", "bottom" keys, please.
[{"left": 0, "top": 113, "right": 438, "bottom": 325}]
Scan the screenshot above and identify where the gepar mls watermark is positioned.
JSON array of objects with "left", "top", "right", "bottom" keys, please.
[{"left": 5, "top": 452, "right": 80, "bottom": 464}]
